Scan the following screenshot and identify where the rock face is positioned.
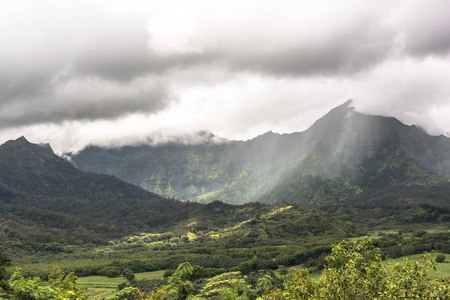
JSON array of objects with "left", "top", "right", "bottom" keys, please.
[{"left": 68, "top": 101, "right": 450, "bottom": 205}]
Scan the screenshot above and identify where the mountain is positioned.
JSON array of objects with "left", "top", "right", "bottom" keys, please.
[
  {"left": 1, "top": 135, "right": 448, "bottom": 280},
  {"left": 0, "top": 136, "right": 206, "bottom": 249},
  {"left": 0, "top": 137, "right": 362, "bottom": 255},
  {"left": 0, "top": 136, "right": 159, "bottom": 200},
  {"left": 67, "top": 101, "right": 450, "bottom": 205}
]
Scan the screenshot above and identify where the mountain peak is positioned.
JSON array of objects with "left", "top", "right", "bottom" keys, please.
[
  {"left": 2, "top": 136, "right": 32, "bottom": 149},
  {"left": 16, "top": 136, "right": 29, "bottom": 142},
  {"left": 3, "top": 136, "right": 54, "bottom": 155},
  {"left": 306, "top": 100, "right": 355, "bottom": 136},
  {"left": 329, "top": 99, "right": 354, "bottom": 114},
  {"left": 342, "top": 99, "right": 354, "bottom": 108}
]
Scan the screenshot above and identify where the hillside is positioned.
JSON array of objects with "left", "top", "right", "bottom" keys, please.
[
  {"left": 0, "top": 137, "right": 360, "bottom": 255},
  {"left": 0, "top": 137, "right": 204, "bottom": 250},
  {"left": 68, "top": 101, "right": 450, "bottom": 205}
]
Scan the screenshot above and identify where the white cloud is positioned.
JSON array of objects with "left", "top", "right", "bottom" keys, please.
[{"left": 0, "top": 0, "right": 449, "bottom": 152}]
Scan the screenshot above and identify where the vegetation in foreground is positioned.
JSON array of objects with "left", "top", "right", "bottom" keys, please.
[
  {"left": 2, "top": 238, "right": 449, "bottom": 299},
  {"left": 112, "top": 238, "right": 450, "bottom": 299}
]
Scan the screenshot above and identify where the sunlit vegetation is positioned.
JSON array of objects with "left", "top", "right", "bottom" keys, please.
[
  {"left": 90, "top": 238, "right": 449, "bottom": 299},
  {"left": 3, "top": 220, "right": 450, "bottom": 299}
]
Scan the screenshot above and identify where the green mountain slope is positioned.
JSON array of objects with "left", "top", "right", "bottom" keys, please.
[
  {"left": 2, "top": 135, "right": 449, "bottom": 283},
  {"left": 0, "top": 137, "right": 207, "bottom": 249},
  {"left": 0, "top": 137, "right": 160, "bottom": 200},
  {"left": 68, "top": 101, "right": 450, "bottom": 205},
  {"left": 0, "top": 137, "right": 368, "bottom": 259}
]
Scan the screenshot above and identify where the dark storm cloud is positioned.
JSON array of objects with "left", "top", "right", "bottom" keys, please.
[
  {"left": 0, "top": 75, "right": 170, "bottom": 128},
  {"left": 141, "top": 2, "right": 397, "bottom": 77},
  {"left": 73, "top": 48, "right": 210, "bottom": 81},
  {"left": 218, "top": 18, "right": 394, "bottom": 76},
  {"left": 399, "top": 1, "right": 450, "bottom": 57},
  {"left": 0, "top": 1, "right": 175, "bottom": 129},
  {"left": 1, "top": 0, "right": 450, "bottom": 153},
  {"left": 0, "top": 74, "right": 52, "bottom": 102}
]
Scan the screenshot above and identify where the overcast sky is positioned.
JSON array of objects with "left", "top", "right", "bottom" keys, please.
[{"left": 1, "top": 0, "right": 450, "bottom": 153}]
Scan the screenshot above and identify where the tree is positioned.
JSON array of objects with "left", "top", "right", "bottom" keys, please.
[
  {"left": 263, "top": 238, "right": 449, "bottom": 299},
  {"left": 99, "top": 266, "right": 121, "bottom": 278},
  {"left": 0, "top": 267, "right": 88, "bottom": 300},
  {"left": 1, "top": 269, "right": 60, "bottom": 299},
  {"left": 0, "top": 265, "right": 88, "bottom": 300},
  {"left": 146, "top": 262, "right": 197, "bottom": 300},
  {"left": 48, "top": 266, "right": 88, "bottom": 300},
  {"left": 0, "top": 246, "right": 11, "bottom": 283},
  {"left": 115, "top": 286, "right": 141, "bottom": 300},
  {"left": 435, "top": 254, "right": 445, "bottom": 263},
  {"left": 122, "top": 268, "right": 136, "bottom": 282},
  {"left": 165, "top": 262, "right": 196, "bottom": 300}
]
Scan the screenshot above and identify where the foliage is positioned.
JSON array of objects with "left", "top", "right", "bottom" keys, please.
[
  {"left": 99, "top": 266, "right": 121, "bottom": 278},
  {"left": 1, "top": 269, "right": 60, "bottom": 300},
  {"left": 145, "top": 262, "right": 197, "bottom": 300},
  {"left": 217, "top": 273, "right": 273, "bottom": 300},
  {"left": 122, "top": 268, "right": 136, "bottom": 282},
  {"left": 263, "top": 238, "right": 450, "bottom": 299},
  {"left": 165, "top": 262, "right": 196, "bottom": 300},
  {"left": 0, "top": 246, "right": 11, "bottom": 282},
  {"left": 114, "top": 286, "right": 141, "bottom": 300},
  {"left": 436, "top": 254, "right": 446, "bottom": 263},
  {"left": 0, "top": 266, "right": 88, "bottom": 300},
  {"left": 48, "top": 266, "right": 88, "bottom": 300}
]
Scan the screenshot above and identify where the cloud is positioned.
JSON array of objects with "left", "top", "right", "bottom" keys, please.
[
  {"left": 142, "top": 1, "right": 397, "bottom": 76},
  {"left": 0, "top": 75, "right": 171, "bottom": 128},
  {"left": 396, "top": 1, "right": 450, "bottom": 57},
  {"left": 0, "top": 0, "right": 449, "bottom": 152},
  {"left": 352, "top": 56, "right": 450, "bottom": 136}
]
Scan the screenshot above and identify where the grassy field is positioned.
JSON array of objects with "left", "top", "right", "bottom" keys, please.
[{"left": 77, "top": 270, "right": 165, "bottom": 299}]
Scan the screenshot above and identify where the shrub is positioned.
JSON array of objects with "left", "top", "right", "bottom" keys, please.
[
  {"left": 436, "top": 254, "right": 446, "bottom": 263},
  {"left": 114, "top": 287, "right": 141, "bottom": 300},
  {"left": 263, "top": 238, "right": 449, "bottom": 299},
  {"left": 99, "top": 266, "right": 121, "bottom": 278}
]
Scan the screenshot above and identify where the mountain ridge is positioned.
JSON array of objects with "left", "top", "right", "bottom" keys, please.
[
  {"left": 0, "top": 136, "right": 211, "bottom": 249},
  {"left": 1, "top": 137, "right": 364, "bottom": 261},
  {"left": 67, "top": 101, "right": 450, "bottom": 205}
]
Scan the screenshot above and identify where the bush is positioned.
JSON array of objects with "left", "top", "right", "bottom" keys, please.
[
  {"left": 435, "top": 254, "right": 446, "bottom": 263},
  {"left": 132, "top": 278, "right": 166, "bottom": 293},
  {"left": 99, "top": 266, "right": 121, "bottom": 278},
  {"left": 163, "top": 269, "right": 174, "bottom": 278},
  {"left": 114, "top": 287, "right": 141, "bottom": 300},
  {"left": 263, "top": 238, "right": 450, "bottom": 299},
  {"left": 414, "top": 230, "right": 427, "bottom": 237},
  {"left": 122, "top": 268, "right": 135, "bottom": 282},
  {"left": 0, "top": 246, "right": 11, "bottom": 282}
]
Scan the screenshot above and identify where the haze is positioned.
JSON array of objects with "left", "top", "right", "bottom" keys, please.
[{"left": 1, "top": 0, "right": 450, "bottom": 153}]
